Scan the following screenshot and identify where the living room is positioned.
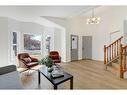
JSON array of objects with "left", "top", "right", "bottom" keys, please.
[{"left": 1, "top": 0, "right": 127, "bottom": 94}]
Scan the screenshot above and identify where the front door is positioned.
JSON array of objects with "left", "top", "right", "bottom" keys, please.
[
  {"left": 82, "top": 36, "right": 92, "bottom": 59},
  {"left": 71, "top": 35, "right": 78, "bottom": 61}
]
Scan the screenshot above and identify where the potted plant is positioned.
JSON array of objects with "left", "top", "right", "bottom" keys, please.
[{"left": 39, "top": 56, "right": 54, "bottom": 72}]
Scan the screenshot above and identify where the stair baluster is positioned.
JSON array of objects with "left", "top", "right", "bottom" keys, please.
[
  {"left": 114, "top": 43, "right": 116, "bottom": 57},
  {"left": 104, "top": 36, "right": 123, "bottom": 69},
  {"left": 104, "top": 45, "right": 106, "bottom": 65},
  {"left": 112, "top": 44, "right": 113, "bottom": 59}
]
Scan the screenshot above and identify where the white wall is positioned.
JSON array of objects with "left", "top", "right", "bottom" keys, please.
[
  {"left": 66, "top": 6, "right": 127, "bottom": 61},
  {"left": 0, "top": 7, "right": 63, "bottom": 29},
  {"left": 54, "top": 28, "right": 67, "bottom": 62},
  {"left": 0, "top": 17, "right": 8, "bottom": 67},
  {"left": 61, "top": 28, "right": 66, "bottom": 62},
  {"left": 43, "top": 17, "right": 67, "bottom": 27},
  {"left": 8, "top": 18, "right": 21, "bottom": 66},
  {"left": 54, "top": 28, "right": 61, "bottom": 53},
  {"left": 124, "top": 20, "right": 127, "bottom": 45}
]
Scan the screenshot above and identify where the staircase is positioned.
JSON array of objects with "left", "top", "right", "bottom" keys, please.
[{"left": 104, "top": 36, "right": 124, "bottom": 78}]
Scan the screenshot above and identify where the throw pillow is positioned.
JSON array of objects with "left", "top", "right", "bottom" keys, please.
[{"left": 22, "top": 57, "right": 31, "bottom": 63}]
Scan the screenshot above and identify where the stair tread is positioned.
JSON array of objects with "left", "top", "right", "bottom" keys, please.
[
  {"left": 112, "top": 62, "right": 119, "bottom": 67},
  {"left": 106, "top": 61, "right": 119, "bottom": 76},
  {"left": 107, "top": 64, "right": 119, "bottom": 70},
  {"left": 107, "top": 65, "right": 118, "bottom": 76}
]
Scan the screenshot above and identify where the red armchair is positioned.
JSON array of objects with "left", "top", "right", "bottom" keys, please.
[
  {"left": 18, "top": 53, "right": 39, "bottom": 69},
  {"left": 49, "top": 51, "right": 61, "bottom": 63}
]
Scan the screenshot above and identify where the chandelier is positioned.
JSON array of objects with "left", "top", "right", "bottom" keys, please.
[{"left": 86, "top": 8, "right": 100, "bottom": 24}]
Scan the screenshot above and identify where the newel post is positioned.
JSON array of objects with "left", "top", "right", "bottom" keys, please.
[
  {"left": 104, "top": 45, "right": 106, "bottom": 65},
  {"left": 119, "top": 44, "right": 123, "bottom": 78},
  {"left": 123, "top": 47, "right": 126, "bottom": 71}
]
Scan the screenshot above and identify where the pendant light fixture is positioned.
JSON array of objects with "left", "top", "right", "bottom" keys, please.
[{"left": 86, "top": 8, "right": 100, "bottom": 24}]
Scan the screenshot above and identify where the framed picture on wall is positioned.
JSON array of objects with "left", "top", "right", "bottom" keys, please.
[{"left": 24, "top": 34, "right": 42, "bottom": 55}]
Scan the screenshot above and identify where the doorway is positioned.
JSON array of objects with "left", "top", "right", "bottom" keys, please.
[
  {"left": 82, "top": 36, "right": 92, "bottom": 59},
  {"left": 71, "top": 35, "right": 78, "bottom": 61}
]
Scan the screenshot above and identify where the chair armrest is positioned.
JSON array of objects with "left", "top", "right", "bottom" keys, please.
[
  {"left": 59, "top": 56, "right": 61, "bottom": 61},
  {"left": 19, "top": 59, "right": 29, "bottom": 68},
  {"left": 31, "top": 57, "right": 39, "bottom": 62}
]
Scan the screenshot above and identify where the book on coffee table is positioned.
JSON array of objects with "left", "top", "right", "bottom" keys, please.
[{"left": 51, "top": 65, "right": 64, "bottom": 78}]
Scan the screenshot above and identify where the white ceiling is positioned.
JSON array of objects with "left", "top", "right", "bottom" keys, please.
[{"left": 0, "top": 6, "right": 94, "bottom": 18}]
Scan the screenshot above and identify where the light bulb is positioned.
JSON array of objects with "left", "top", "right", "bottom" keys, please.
[
  {"left": 86, "top": 17, "right": 100, "bottom": 24},
  {"left": 92, "top": 17, "right": 96, "bottom": 21},
  {"left": 97, "top": 17, "right": 100, "bottom": 20}
]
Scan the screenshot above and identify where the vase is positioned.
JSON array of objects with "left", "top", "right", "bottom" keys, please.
[{"left": 47, "top": 67, "right": 53, "bottom": 72}]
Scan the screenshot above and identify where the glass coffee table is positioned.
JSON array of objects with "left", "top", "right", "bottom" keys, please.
[{"left": 38, "top": 67, "right": 73, "bottom": 90}]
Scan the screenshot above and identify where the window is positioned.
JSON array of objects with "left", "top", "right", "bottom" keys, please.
[
  {"left": 46, "top": 36, "right": 51, "bottom": 53},
  {"left": 12, "top": 32, "right": 18, "bottom": 56},
  {"left": 24, "top": 34, "right": 42, "bottom": 55}
]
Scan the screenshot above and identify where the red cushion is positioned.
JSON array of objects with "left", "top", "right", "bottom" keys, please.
[
  {"left": 31, "top": 57, "right": 38, "bottom": 62},
  {"left": 49, "top": 51, "right": 59, "bottom": 55},
  {"left": 50, "top": 55, "right": 59, "bottom": 59},
  {"left": 53, "top": 60, "right": 61, "bottom": 63}
]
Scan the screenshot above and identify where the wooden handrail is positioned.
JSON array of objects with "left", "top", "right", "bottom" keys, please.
[
  {"left": 106, "top": 36, "right": 123, "bottom": 48},
  {"left": 123, "top": 45, "right": 127, "bottom": 49},
  {"left": 104, "top": 36, "right": 123, "bottom": 69}
]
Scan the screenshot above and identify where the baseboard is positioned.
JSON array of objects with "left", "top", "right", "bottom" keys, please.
[
  {"left": 63, "top": 59, "right": 104, "bottom": 63},
  {"left": 91, "top": 59, "right": 104, "bottom": 63},
  {"left": 82, "top": 59, "right": 104, "bottom": 63}
]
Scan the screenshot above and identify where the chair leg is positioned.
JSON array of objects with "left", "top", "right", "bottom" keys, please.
[
  {"left": 26, "top": 69, "right": 38, "bottom": 76},
  {"left": 25, "top": 69, "right": 33, "bottom": 76},
  {"left": 25, "top": 69, "right": 30, "bottom": 76}
]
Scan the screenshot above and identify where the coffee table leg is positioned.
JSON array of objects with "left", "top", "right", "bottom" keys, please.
[
  {"left": 70, "top": 77, "right": 73, "bottom": 89},
  {"left": 38, "top": 71, "right": 41, "bottom": 86},
  {"left": 54, "top": 85, "right": 57, "bottom": 90}
]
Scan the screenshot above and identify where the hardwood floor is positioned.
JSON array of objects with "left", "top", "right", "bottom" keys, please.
[{"left": 20, "top": 60, "right": 127, "bottom": 89}]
